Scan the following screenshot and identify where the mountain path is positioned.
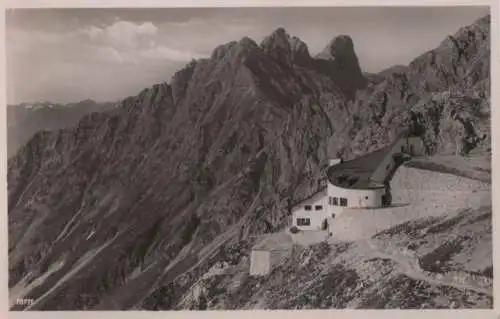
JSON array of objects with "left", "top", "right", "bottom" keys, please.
[{"left": 361, "top": 240, "right": 492, "bottom": 295}]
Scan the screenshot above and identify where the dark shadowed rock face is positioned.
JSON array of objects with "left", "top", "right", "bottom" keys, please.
[
  {"left": 315, "top": 35, "right": 368, "bottom": 100},
  {"left": 318, "top": 35, "right": 356, "bottom": 60},
  {"left": 8, "top": 15, "right": 490, "bottom": 310}
]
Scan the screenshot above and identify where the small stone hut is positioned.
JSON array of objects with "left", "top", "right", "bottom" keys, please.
[{"left": 249, "top": 232, "right": 294, "bottom": 276}]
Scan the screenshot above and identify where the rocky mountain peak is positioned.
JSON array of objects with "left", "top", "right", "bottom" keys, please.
[
  {"left": 289, "top": 35, "right": 311, "bottom": 62},
  {"left": 314, "top": 34, "right": 367, "bottom": 99},
  {"left": 260, "top": 27, "right": 311, "bottom": 64},
  {"left": 238, "top": 36, "right": 259, "bottom": 49},
  {"left": 210, "top": 41, "right": 239, "bottom": 61},
  {"left": 322, "top": 35, "right": 355, "bottom": 59},
  {"left": 209, "top": 37, "right": 261, "bottom": 64},
  {"left": 261, "top": 27, "right": 290, "bottom": 46}
]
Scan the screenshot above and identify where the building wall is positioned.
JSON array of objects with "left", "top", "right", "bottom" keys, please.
[
  {"left": 292, "top": 208, "right": 329, "bottom": 231},
  {"left": 249, "top": 249, "right": 292, "bottom": 276},
  {"left": 327, "top": 183, "right": 385, "bottom": 209},
  {"left": 293, "top": 184, "right": 385, "bottom": 231},
  {"left": 291, "top": 194, "right": 328, "bottom": 231},
  {"left": 249, "top": 250, "right": 270, "bottom": 276}
]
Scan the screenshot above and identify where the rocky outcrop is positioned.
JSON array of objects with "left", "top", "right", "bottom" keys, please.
[
  {"left": 7, "top": 14, "right": 490, "bottom": 310},
  {"left": 260, "top": 27, "right": 312, "bottom": 65},
  {"left": 336, "top": 15, "right": 490, "bottom": 159},
  {"left": 315, "top": 35, "right": 368, "bottom": 99}
]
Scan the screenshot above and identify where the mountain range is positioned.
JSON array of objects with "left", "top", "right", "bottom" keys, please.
[
  {"left": 7, "top": 100, "right": 116, "bottom": 158},
  {"left": 7, "top": 14, "right": 491, "bottom": 310}
]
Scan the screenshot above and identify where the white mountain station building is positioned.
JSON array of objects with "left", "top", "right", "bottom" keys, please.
[{"left": 291, "top": 136, "right": 425, "bottom": 233}]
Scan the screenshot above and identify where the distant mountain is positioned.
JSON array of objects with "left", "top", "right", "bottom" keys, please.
[
  {"left": 364, "top": 65, "right": 411, "bottom": 84},
  {"left": 8, "top": 15, "right": 490, "bottom": 310},
  {"left": 7, "top": 100, "right": 116, "bottom": 157}
]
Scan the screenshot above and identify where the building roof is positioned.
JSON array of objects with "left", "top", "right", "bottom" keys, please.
[
  {"left": 326, "top": 140, "right": 400, "bottom": 190},
  {"left": 290, "top": 187, "right": 327, "bottom": 212}
]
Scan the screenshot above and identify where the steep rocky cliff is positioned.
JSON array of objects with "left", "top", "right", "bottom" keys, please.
[
  {"left": 338, "top": 15, "right": 490, "bottom": 158},
  {"left": 8, "top": 15, "right": 490, "bottom": 310}
]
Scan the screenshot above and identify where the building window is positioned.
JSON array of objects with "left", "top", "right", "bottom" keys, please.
[
  {"left": 365, "top": 196, "right": 368, "bottom": 200},
  {"left": 339, "top": 198, "right": 348, "bottom": 207},
  {"left": 333, "top": 197, "right": 339, "bottom": 205},
  {"left": 297, "top": 218, "right": 311, "bottom": 226},
  {"left": 315, "top": 205, "right": 323, "bottom": 210},
  {"left": 401, "top": 146, "right": 406, "bottom": 153},
  {"left": 304, "top": 205, "right": 312, "bottom": 211},
  {"left": 332, "top": 213, "right": 336, "bottom": 219}
]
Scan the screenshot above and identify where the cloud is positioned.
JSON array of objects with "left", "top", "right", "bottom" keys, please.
[
  {"left": 82, "top": 25, "right": 103, "bottom": 38},
  {"left": 77, "top": 20, "right": 204, "bottom": 63},
  {"left": 9, "top": 19, "right": 203, "bottom": 65},
  {"left": 153, "top": 18, "right": 265, "bottom": 57},
  {"left": 5, "top": 16, "right": 260, "bottom": 104},
  {"left": 139, "top": 45, "right": 204, "bottom": 62},
  {"left": 93, "top": 45, "right": 126, "bottom": 64},
  {"left": 6, "top": 18, "right": 206, "bottom": 104},
  {"left": 82, "top": 20, "right": 158, "bottom": 49}
]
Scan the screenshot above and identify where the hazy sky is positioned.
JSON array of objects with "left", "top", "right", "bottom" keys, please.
[{"left": 6, "top": 6, "right": 490, "bottom": 104}]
